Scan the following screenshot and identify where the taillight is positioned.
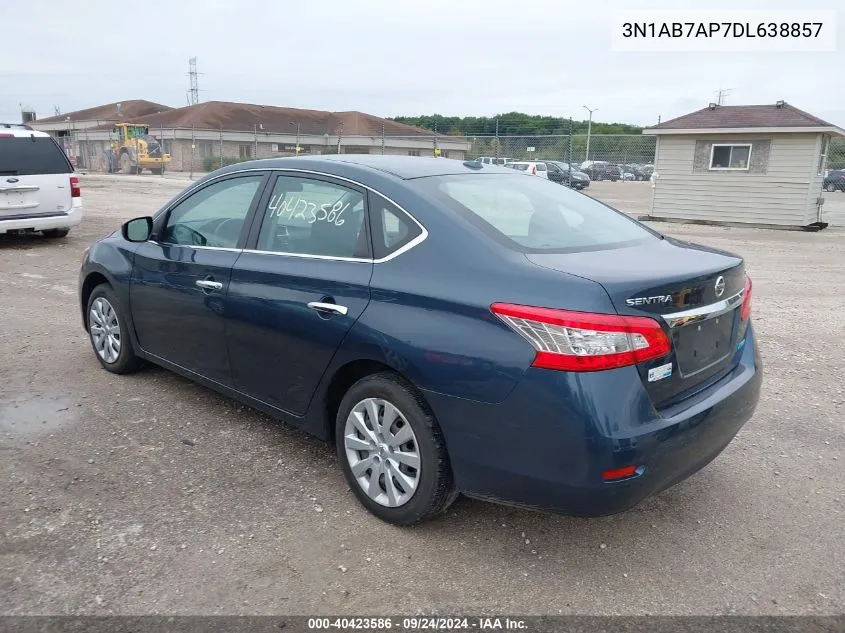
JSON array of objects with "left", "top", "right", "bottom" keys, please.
[
  {"left": 531, "top": 165, "right": 537, "bottom": 175},
  {"left": 740, "top": 275, "right": 752, "bottom": 321},
  {"left": 70, "top": 176, "right": 81, "bottom": 198},
  {"left": 0, "top": 133, "right": 13, "bottom": 138},
  {"left": 491, "top": 303, "right": 671, "bottom": 372}
]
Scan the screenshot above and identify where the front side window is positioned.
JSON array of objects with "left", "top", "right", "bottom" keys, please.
[
  {"left": 161, "top": 175, "right": 263, "bottom": 248},
  {"left": 710, "top": 144, "right": 751, "bottom": 170},
  {"left": 256, "top": 176, "right": 368, "bottom": 258},
  {"left": 416, "top": 174, "right": 655, "bottom": 253}
]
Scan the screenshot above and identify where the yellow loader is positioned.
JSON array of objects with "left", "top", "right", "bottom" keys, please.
[{"left": 106, "top": 123, "right": 171, "bottom": 175}]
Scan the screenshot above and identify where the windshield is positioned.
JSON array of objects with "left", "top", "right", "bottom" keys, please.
[{"left": 416, "top": 174, "right": 656, "bottom": 253}]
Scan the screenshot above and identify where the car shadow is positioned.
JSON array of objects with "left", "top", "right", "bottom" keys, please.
[
  {"left": 94, "top": 360, "right": 746, "bottom": 579},
  {"left": 0, "top": 232, "right": 70, "bottom": 250}
]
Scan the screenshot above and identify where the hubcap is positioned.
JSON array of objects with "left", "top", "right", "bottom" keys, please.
[
  {"left": 344, "top": 397, "right": 420, "bottom": 507},
  {"left": 89, "top": 297, "right": 121, "bottom": 364}
]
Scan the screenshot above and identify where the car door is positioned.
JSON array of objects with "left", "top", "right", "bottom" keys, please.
[
  {"left": 130, "top": 172, "right": 268, "bottom": 385},
  {"left": 225, "top": 172, "right": 373, "bottom": 415}
]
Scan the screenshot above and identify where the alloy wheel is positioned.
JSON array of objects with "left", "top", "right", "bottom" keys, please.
[
  {"left": 344, "top": 397, "right": 420, "bottom": 507},
  {"left": 89, "top": 297, "right": 121, "bottom": 364}
]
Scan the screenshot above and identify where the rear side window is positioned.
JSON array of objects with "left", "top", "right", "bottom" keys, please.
[
  {"left": 417, "top": 174, "right": 655, "bottom": 253},
  {"left": 256, "top": 175, "right": 368, "bottom": 258},
  {"left": 0, "top": 137, "right": 73, "bottom": 175},
  {"left": 369, "top": 195, "right": 422, "bottom": 259},
  {"left": 536, "top": 163, "right": 547, "bottom": 171},
  {"left": 511, "top": 164, "right": 528, "bottom": 171}
]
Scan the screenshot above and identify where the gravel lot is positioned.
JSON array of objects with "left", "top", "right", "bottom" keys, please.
[{"left": 1, "top": 174, "right": 843, "bottom": 615}]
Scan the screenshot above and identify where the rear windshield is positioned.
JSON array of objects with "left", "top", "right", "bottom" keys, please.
[
  {"left": 416, "top": 174, "right": 656, "bottom": 253},
  {"left": 510, "top": 163, "right": 529, "bottom": 171},
  {"left": 0, "top": 137, "right": 73, "bottom": 176}
]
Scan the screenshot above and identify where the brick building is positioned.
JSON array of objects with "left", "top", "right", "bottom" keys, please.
[{"left": 31, "top": 100, "right": 470, "bottom": 171}]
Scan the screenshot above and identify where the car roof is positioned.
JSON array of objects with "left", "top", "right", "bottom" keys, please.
[
  {"left": 0, "top": 124, "right": 50, "bottom": 138},
  {"left": 214, "top": 155, "right": 515, "bottom": 180}
]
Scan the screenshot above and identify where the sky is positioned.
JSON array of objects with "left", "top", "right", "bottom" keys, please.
[{"left": 1, "top": 0, "right": 842, "bottom": 128}]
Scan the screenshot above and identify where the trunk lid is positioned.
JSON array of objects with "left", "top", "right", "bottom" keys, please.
[{"left": 527, "top": 237, "right": 746, "bottom": 407}]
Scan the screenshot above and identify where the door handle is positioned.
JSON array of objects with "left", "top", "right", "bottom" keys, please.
[
  {"left": 307, "top": 301, "right": 348, "bottom": 316},
  {"left": 195, "top": 279, "right": 223, "bottom": 291}
]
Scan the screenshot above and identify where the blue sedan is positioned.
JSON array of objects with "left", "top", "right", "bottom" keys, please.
[{"left": 79, "top": 156, "right": 761, "bottom": 524}]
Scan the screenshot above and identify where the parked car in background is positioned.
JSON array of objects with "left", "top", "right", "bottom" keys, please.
[
  {"left": 78, "top": 155, "right": 761, "bottom": 524},
  {"left": 580, "top": 161, "right": 620, "bottom": 181},
  {"left": 0, "top": 124, "right": 82, "bottom": 237},
  {"left": 509, "top": 161, "right": 548, "bottom": 178},
  {"left": 634, "top": 164, "right": 655, "bottom": 181},
  {"left": 823, "top": 169, "right": 845, "bottom": 192},
  {"left": 476, "top": 156, "right": 514, "bottom": 167},
  {"left": 546, "top": 161, "right": 590, "bottom": 190}
]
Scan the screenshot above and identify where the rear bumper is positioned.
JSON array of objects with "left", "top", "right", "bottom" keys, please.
[
  {"left": 425, "top": 326, "right": 762, "bottom": 516},
  {"left": 0, "top": 205, "right": 83, "bottom": 234}
]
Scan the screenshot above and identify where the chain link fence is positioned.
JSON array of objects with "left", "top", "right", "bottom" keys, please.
[{"left": 55, "top": 128, "right": 845, "bottom": 176}]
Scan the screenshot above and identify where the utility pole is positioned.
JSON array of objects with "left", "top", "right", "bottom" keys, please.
[
  {"left": 495, "top": 117, "right": 499, "bottom": 158},
  {"left": 583, "top": 105, "right": 598, "bottom": 162},
  {"left": 290, "top": 122, "right": 300, "bottom": 155},
  {"left": 188, "top": 57, "right": 200, "bottom": 105},
  {"left": 568, "top": 117, "right": 574, "bottom": 185},
  {"left": 381, "top": 120, "right": 385, "bottom": 155}
]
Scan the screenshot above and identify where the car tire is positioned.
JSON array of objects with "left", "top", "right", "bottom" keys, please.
[
  {"left": 335, "top": 372, "right": 456, "bottom": 525},
  {"left": 825, "top": 183, "right": 836, "bottom": 192},
  {"left": 42, "top": 228, "right": 70, "bottom": 238},
  {"left": 86, "top": 284, "right": 144, "bottom": 375}
]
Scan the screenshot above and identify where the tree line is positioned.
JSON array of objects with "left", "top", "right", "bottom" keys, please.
[{"left": 390, "top": 113, "right": 645, "bottom": 136}]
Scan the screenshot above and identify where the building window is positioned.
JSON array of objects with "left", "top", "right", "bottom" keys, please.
[
  {"left": 408, "top": 150, "right": 420, "bottom": 157},
  {"left": 239, "top": 144, "right": 253, "bottom": 159},
  {"left": 198, "top": 141, "right": 214, "bottom": 158},
  {"left": 818, "top": 136, "right": 830, "bottom": 175},
  {"left": 710, "top": 144, "right": 751, "bottom": 170}
]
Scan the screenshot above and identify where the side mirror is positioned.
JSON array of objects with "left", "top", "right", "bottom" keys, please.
[{"left": 122, "top": 216, "right": 153, "bottom": 242}]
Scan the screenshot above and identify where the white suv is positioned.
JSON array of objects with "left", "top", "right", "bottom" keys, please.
[
  {"left": 476, "top": 156, "right": 514, "bottom": 166},
  {"left": 0, "top": 124, "right": 82, "bottom": 237},
  {"left": 507, "top": 161, "right": 548, "bottom": 178}
]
